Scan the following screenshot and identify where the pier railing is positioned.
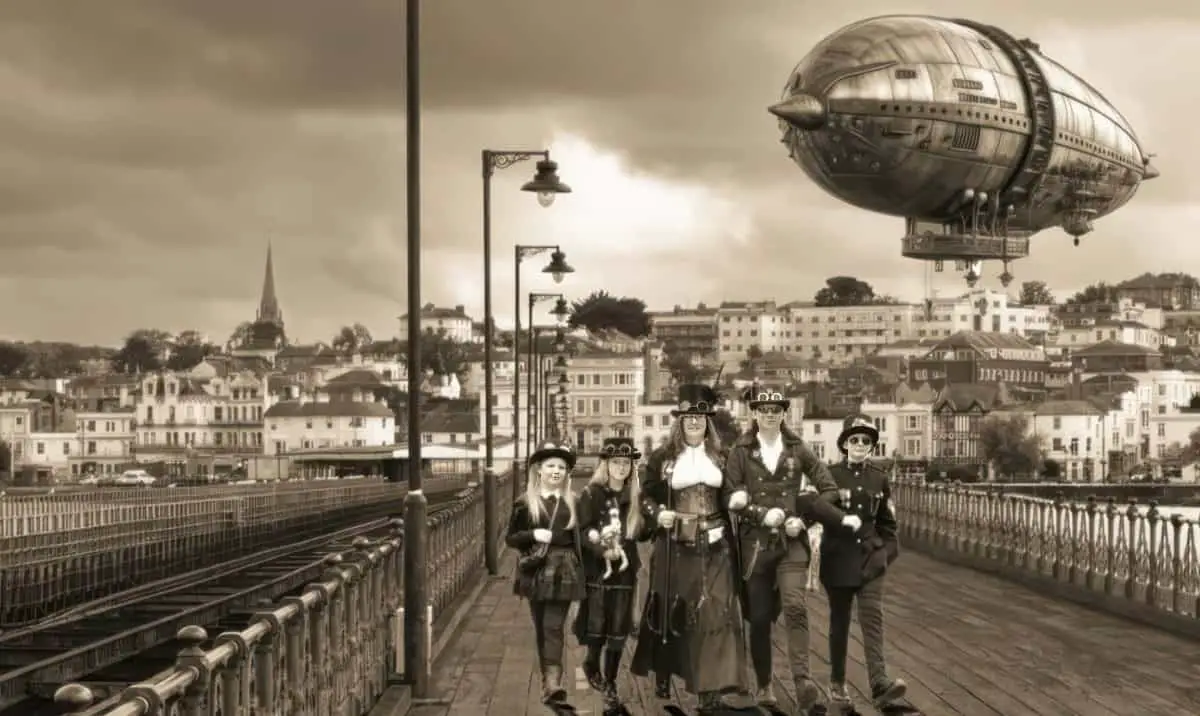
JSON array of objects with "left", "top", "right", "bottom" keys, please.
[
  {"left": 52, "top": 467, "right": 514, "bottom": 716},
  {"left": 892, "top": 478, "right": 1200, "bottom": 629}
]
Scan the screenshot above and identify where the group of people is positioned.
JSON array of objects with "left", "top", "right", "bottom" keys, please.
[{"left": 505, "top": 382, "right": 908, "bottom": 715}]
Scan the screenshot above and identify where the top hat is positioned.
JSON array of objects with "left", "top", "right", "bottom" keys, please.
[
  {"left": 837, "top": 414, "right": 879, "bottom": 452},
  {"left": 599, "top": 437, "right": 642, "bottom": 461},
  {"left": 671, "top": 383, "right": 719, "bottom": 417},
  {"left": 744, "top": 384, "right": 790, "bottom": 411},
  {"left": 529, "top": 440, "right": 577, "bottom": 470}
]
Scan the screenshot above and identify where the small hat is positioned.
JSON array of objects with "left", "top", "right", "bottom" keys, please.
[
  {"left": 529, "top": 440, "right": 577, "bottom": 470},
  {"left": 744, "top": 384, "right": 790, "bottom": 411},
  {"left": 599, "top": 437, "right": 641, "bottom": 461},
  {"left": 837, "top": 414, "right": 879, "bottom": 452},
  {"left": 671, "top": 383, "right": 719, "bottom": 417}
]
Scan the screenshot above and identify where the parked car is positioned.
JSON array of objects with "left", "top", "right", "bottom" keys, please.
[{"left": 113, "top": 469, "right": 156, "bottom": 487}]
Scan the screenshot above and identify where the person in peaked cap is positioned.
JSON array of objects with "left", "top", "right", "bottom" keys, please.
[
  {"left": 574, "top": 437, "right": 651, "bottom": 715},
  {"left": 725, "top": 385, "right": 862, "bottom": 713},
  {"left": 820, "top": 414, "right": 908, "bottom": 710},
  {"left": 629, "top": 383, "right": 755, "bottom": 714},
  {"left": 505, "top": 440, "right": 586, "bottom": 707}
]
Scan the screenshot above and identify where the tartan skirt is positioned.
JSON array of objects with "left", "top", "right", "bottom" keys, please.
[{"left": 514, "top": 546, "right": 586, "bottom": 602}]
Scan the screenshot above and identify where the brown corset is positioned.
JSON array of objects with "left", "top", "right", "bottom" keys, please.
[{"left": 674, "top": 484, "right": 720, "bottom": 518}]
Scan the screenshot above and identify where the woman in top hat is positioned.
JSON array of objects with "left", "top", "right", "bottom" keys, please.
[
  {"left": 506, "top": 440, "right": 587, "bottom": 707},
  {"left": 821, "top": 414, "right": 907, "bottom": 711},
  {"left": 725, "top": 385, "right": 861, "bottom": 713},
  {"left": 574, "top": 437, "right": 650, "bottom": 714},
  {"left": 629, "top": 383, "right": 751, "bottom": 715}
]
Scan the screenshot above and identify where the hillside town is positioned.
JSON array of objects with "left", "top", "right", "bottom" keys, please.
[{"left": 4, "top": 250, "right": 1200, "bottom": 484}]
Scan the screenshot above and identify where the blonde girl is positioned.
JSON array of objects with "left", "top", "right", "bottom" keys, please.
[{"left": 505, "top": 441, "right": 586, "bottom": 706}]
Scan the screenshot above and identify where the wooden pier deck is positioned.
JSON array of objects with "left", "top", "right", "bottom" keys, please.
[{"left": 410, "top": 548, "right": 1200, "bottom": 716}]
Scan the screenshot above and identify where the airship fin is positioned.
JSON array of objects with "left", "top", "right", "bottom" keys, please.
[{"left": 1143, "top": 161, "right": 1160, "bottom": 180}]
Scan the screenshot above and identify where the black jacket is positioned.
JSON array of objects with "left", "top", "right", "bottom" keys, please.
[
  {"left": 819, "top": 460, "right": 900, "bottom": 588},
  {"left": 725, "top": 428, "right": 845, "bottom": 531}
]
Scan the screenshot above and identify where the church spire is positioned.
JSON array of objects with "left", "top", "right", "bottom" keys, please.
[{"left": 257, "top": 243, "right": 282, "bottom": 324}]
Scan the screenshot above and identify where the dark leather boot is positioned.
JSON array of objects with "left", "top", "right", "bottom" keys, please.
[{"left": 542, "top": 664, "right": 567, "bottom": 704}]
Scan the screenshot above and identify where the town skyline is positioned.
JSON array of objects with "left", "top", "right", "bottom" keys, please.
[{"left": 2, "top": 3, "right": 1192, "bottom": 343}]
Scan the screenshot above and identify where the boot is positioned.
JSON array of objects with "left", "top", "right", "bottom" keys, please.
[
  {"left": 755, "top": 682, "right": 778, "bottom": 706},
  {"left": 655, "top": 674, "right": 670, "bottom": 699},
  {"left": 794, "top": 677, "right": 821, "bottom": 710},
  {"left": 601, "top": 648, "right": 624, "bottom": 711},
  {"left": 871, "top": 677, "right": 908, "bottom": 708},
  {"left": 828, "top": 682, "right": 852, "bottom": 706},
  {"left": 583, "top": 644, "right": 605, "bottom": 692},
  {"left": 542, "top": 664, "right": 567, "bottom": 704}
]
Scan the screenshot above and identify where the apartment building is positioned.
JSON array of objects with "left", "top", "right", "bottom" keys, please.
[
  {"left": 648, "top": 304, "right": 719, "bottom": 358},
  {"left": 399, "top": 303, "right": 475, "bottom": 343},
  {"left": 715, "top": 301, "right": 788, "bottom": 368},
  {"left": 633, "top": 401, "right": 675, "bottom": 456},
  {"left": 566, "top": 347, "right": 645, "bottom": 453}
]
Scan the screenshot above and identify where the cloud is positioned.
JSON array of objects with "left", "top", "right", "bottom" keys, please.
[{"left": 0, "top": 0, "right": 1196, "bottom": 344}]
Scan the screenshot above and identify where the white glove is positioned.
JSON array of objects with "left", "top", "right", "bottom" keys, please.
[
  {"left": 763, "top": 508, "right": 786, "bottom": 529},
  {"left": 586, "top": 529, "right": 601, "bottom": 544},
  {"left": 657, "top": 510, "right": 677, "bottom": 529},
  {"left": 783, "top": 517, "right": 805, "bottom": 538},
  {"left": 727, "top": 490, "right": 749, "bottom": 511},
  {"left": 533, "top": 528, "right": 553, "bottom": 544},
  {"left": 841, "top": 515, "right": 862, "bottom": 532},
  {"left": 601, "top": 523, "right": 621, "bottom": 539}
]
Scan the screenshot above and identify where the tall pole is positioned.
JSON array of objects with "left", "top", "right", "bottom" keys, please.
[
  {"left": 526, "top": 298, "right": 535, "bottom": 460},
  {"left": 480, "top": 152, "right": 499, "bottom": 575},
  {"left": 402, "top": 0, "right": 430, "bottom": 698},
  {"left": 512, "top": 250, "right": 523, "bottom": 502}
]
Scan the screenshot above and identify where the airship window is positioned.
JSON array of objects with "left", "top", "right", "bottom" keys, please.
[{"left": 880, "top": 104, "right": 888, "bottom": 111}]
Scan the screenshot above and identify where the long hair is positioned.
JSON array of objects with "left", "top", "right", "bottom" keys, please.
[
  {"left": 666, "top": 415, "right": 723, "bottom": 462},
  {"left": 525, "top": 458, "right": 578, "bottom": 528},
  {"left": 589, "top": 459, "right": 644, "bottom": 540}
]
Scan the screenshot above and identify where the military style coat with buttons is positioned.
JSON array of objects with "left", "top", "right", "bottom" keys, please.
[
  {"left": 819, "top": 460, "right": 900, "bottom": 589},
  {"left": 725, "top": 429, "right": 846, "bottom": 561}
]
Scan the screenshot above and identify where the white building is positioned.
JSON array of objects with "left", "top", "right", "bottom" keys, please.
[
  {"left": 860, "top": 400, "right": 935, "bottom": 460},
  {"left": 1051, "top": 319, "right": 1166, "bottom": 352},
  {"left": 715, "top": 301, "right": 788, "bottom": 369},
  {"left": 797, "top": 417, "right": 843, "bottom": 462},
  {"left": 400, "top": 304, "right": 475, "bottom": 343},
  {"left": 135, "top": 371, "right": 272, "bottom": 463},
  {"left": 633, "top": 401, "right": 675, "bottom": 457},
  {"left": 264, "top": 397, "right": 395, "bottom": 455},
  {"left": 1023, "top": 400, "right": 1110, "bottom": 481},
  {"left": 566, "top": 348, "right": 645, "bottom": 453}
]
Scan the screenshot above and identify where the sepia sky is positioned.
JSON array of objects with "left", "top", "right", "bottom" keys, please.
[{"left": 1, "top": 0, "right": 1196, "bottom": 344}]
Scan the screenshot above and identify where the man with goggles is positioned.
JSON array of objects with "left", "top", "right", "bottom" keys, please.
[{"left": 725, "top": 387, "right": 861, "bottom": 714}]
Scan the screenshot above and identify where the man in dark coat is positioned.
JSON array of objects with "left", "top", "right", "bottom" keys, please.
[
  {"left": 725, "top": 386, "right": 862, "bottom": 713},
  {"left": 820, "top": 414, "right": 908, "bottom": 711}
]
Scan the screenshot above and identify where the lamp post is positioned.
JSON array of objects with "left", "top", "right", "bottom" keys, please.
[
  {"left": 402, "top": 0, "right": 428, "bottom": 697},
  {"left": 481, "top": 153, "right": 570, "bottom": 575},
  {"left": 512, "top": 246, "right": 573, "bottom": 499},
  {"left": 530, "top": 326, "right": 568, "bottom": 446},
  {"left": 526, "top": 295, "right": 570, "bottom": 458},
  {"left": 555, "top": 372, "right": 572, "bottom": 445}
]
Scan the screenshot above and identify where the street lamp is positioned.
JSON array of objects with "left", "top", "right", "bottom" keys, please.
[
  {"left": 526, "top": 293, "right": 568, "bottom": 459},
  {"left": 481, "top": 150, "right": 570, "bottom": 576},
  {"left": 402, "top": 0, "right": 428, "bottom": 697},
  {"left": 530, "top": 328, "right": 572, "bottom": 447}
]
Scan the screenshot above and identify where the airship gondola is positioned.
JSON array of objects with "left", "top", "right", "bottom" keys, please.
[{"left": 770, "top": 15, "right": 1158, "bottom": 287}]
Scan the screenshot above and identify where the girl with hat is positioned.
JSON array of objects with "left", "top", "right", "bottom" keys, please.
[
  {"left": 505, "top": 440, "right": 587, "bottom": 707},
  {"left": 725, "top": 385, "right": 861, "bottom": 714},
  {"left": 629, "top": 383, "right": 753, "bottom": 715},
  {"left": 574, "top": 437, "right": 650, "bottom": 715},
  {"left": 820, "top": 414, "right": 908, "bottom": 712}
]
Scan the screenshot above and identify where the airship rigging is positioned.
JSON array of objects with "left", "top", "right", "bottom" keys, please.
[{"left": 769, "top": 15, "right": 1158, "bottom": 288}]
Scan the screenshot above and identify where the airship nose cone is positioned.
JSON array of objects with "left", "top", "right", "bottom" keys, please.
[
  {"left": 769, "top": 93, "right": 827, "bottom": 131},
  {"left": 1143, "top": 161, "right": 1160, "bottom": 180}
]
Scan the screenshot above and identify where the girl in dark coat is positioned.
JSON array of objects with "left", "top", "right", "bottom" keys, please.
[
  {"left": 574, "top": 437, "right": 651, "bottom": 714},
  {"left": 506, "top": 441, "right": 586, "bottom": 706}
]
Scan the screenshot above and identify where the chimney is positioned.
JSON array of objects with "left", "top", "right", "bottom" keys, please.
[{"left": 454, "top": 304, "right": 465, "bottom": 313}]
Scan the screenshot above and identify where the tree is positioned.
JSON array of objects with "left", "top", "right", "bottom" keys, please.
[
  {"left": 419, "top": 328, "right": 469, "bottom": 379},
  {"left": 228, "top": 321, "right": 254, "bottom": 349},
  {"left": 332, "top": 323, "right": 374, "bottom": 353},
  {"left": 739, "top": 345, "right": 765, "bottom": 373},
  {"left": 111, "top": 329, "right": 169, "bottom": 374},
  {"left": 0, "top": 440, "right": 11, "bottom": 476},
  {"left": 1064, "top": 282, "right": 1116, "bottom": 305},
  {"left": 0, "top": 342, "right": 31, "bottom": 377},
  {"left": 1179, "top": 426, "right": 1200, "bottom": 464},
  {"left": 166, "top": 330, "right": 218, "bottom": 371},
  {"left": 710, "top": 409, "right": 741, "bottom": 448},
  {"left": 568, "top": 291, "right": 651, "bottom": 338},
  {"left": 979, "top": 414, "right": 1043, "bottom": 479},
  {"left": 813, "top": 276, "right": 877, "bottom": 307},
  {"left": 1019, "top": 280, "right": 1056, "bottom": 305}
]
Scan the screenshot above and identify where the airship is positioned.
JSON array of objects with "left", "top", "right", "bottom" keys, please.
[{"left": 770, "top": 15, "right": 1158, "bottom": 287}]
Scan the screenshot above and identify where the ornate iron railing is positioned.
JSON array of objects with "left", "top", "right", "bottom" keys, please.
[
  {"left": 54, "top": 467, "right": 514, "bottom": 716},
  {"left": 892, "top": 478, "right": 1200, "bottom": 620}
]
